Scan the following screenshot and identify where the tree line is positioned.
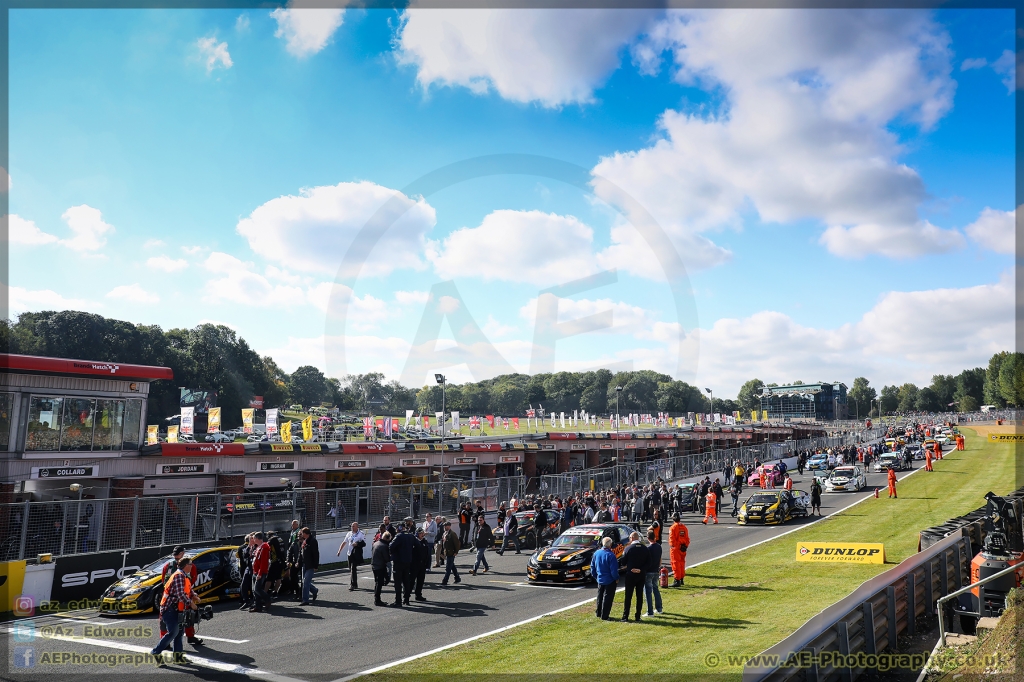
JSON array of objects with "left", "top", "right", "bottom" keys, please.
[{"left": 2, "top": 311, "right": 1020, "bottom": 426}]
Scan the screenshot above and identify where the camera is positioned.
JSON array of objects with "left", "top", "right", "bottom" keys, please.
[{"left": 182, "top": 604, "right": 214, "bottom": 628}]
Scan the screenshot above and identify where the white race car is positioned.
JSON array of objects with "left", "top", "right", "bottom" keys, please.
[{"left": 824, "top": 465, "right": 867, "bottom": 493}]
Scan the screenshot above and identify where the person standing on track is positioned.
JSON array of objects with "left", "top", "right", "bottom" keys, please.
[
  {"left": 620, "top": 532, "right": 649, "bottom": 622},
  {"left": 440, "top": 521, "right": 462, "bottom": 585},
  {"left": 925, "top": 448, "right": 933, "bottom": 471},
  {"left": 299, "top": 527, "right": 319, "bottom": 606},
  {"left": 458, "top": 504, "right": 472, "bottom": 549},
  {"left": 592, "top": 537, "right": 619, "bottom": 621},
  {"left": 471, "top": 518, "right": 493, "bottom": 576},
  {"left": 643, "top": 529, "right": 663, "bottom": 617},
  {"left": 730, "top": 477, "right": 743, "bottom": 517},
  {"left": 390, "top": 518, "right": 415, "bottom": 606},
  {"left": 159, "top": 546, "right": 203, "bottom": 647},
  {"left": 497, "top": 510, "right": 521, "bottom": 555},
  {"left": 371, "top": 532, "right": 391, "bottom": 606},
  {"left": 250, "top": 532, "right": 271, "bottom": 613},
  {"left": 810, "top": 479, "right": 822, "bottom": 516},
  {"left": 887, "top": 468, "right": 898, "bottom": 499},
  {"left": 759, "top": 468, "right": 767, "bottom": 490},
  {"left": 649, "top": 508, "right": 663, "bottom": 545},
  {"left": 412, "top": 528, "right": 430, "bottom": 602},
  {"left": 702, "top": 488, "right": 718, "bottom": 525},
  {"left": 668, "top": 513, "right": 689, "bottom": 587},
  {"left": 337, "top": 522, "right": 366, "bottom": 591},
  {"left": 783, "top": 474, "right": 793, "bottom": 491}
]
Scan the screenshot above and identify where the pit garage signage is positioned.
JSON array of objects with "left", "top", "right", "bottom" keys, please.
[
  {"left": 500, "top": 454, "right": 522, "bottom": 463},
  {"left": 453, "top": 457, "right": 477, "bottom": 465},
  {"left": 31, "top": 466, "right": 97, "bottom": 479},
  {"left": 989, "top": 434, "right": 1024, "bottom": 441},
  {"left": 401, "top": 458, "right": 428, "bottom": 466},
  {"left": 336, "top": 460, "right": 368, "bottom": 469},
  {"left": 796, "top": 542, "right": 885, "bottom": 564},
  {"left": 259, "top": 461, "right": 296, "bottom": 471},
  {"left": 159, "top": 463, "right": 208, "bottom": 475},
  {"left": 271, "top": 444, "right": 294, "bottom": 452}
]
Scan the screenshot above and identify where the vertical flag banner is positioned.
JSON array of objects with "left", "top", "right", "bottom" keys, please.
[
  {"left": 391, "top": 418, "right": 400, "bottom": 434},
  {"left": 383, "top": 417, "right": 393, "bottom": 438},
  {"left": 167, "top": 425, "right": 179, "bottom": 443},
  {"left": 423, "top": 415, "right": 431, "bottom": 431},
  {"left": 405, "top": 410, "right": 414, "bottom": 427},
  {"left": 281, "top": 421, "right": 292, "bottom": 443},
  {"left": 451, "top": 411, "right": 460, "bottom": 430},
  {"left": 147, "top": 425, "right": 159, "bottom": 445},
  {"left": 242, "top": 409, "right": 255, "bottom": 434},
  {"left": 751, "top": 410, "right": 757, "bottom": 422},
  {"left": 363, "top": 417, "right": 373, "bottom": 437},
  {"left": 375, "top": 417, "right": 384, "bottom": 432},
  {"left": 435, "top": 412, "right": 443, "bottom": 431},
  {"left": 512, "top": 417, "right": 519, "bottom": 429},
  {"left": 486, "top": 414, "right": 495, "bottom": 429},
  {"left": 266, "top": 408, "right": 279, "bottom": 436},
  {"left": 302, "top": 416, "right": 313, "bottom": 441},
  {"left": 763, "top": 410, "right": 770, "bottom": 421},
  {"left": 207, "top": 407, "right": 222, "bottom": 433},
  {"left": 560, "top": 412, "right": 565, "bottom": 428},
  {"left": 696, "top": 414, "right": 702, "bottom": 425},
  {"left": 180, "top": 407, "right": 195, "bottom": 435}
]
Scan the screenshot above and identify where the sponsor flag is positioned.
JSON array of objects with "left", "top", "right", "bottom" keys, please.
[
  {"left": 751, "top": 410, "right": 757, "bottom": 422},
  {"left": 167, "top": 425, "right": 179, "bottom": 443},
  {"left": 281, "top": 421, "right": 292, "bottom": 443},
  {"left": 180, "top": 407, "right": 195, "bottom": 435},
  {"left": 147, "top": 425, "right": 159, "bottom": 445},
  {"left": 383, "top": 417, "right": 393, "bottom": 437},
  {"left": 470, "top": 416, "right": 481, "bottom": 430},
  {"left": 363, "top": 417, "right": 373, "bottom": 437},
  {"left": 207, "top": 407, "right": 222, "bottom": 433},
  {"left": 526, "top": 408, "right": 536, "bottom": 418},
  {"left": 486, "top": 414, "right": 495, "bottom": 429},
  {"left": 242, "top": 409, "right": 255, "bottom": 434},
  {"left": 763, "top": 410, "right": 770, "bottom": 421},
  {"left": 696, "top": 414, "right": 702, "bottom": 425},
  {"left": 302, "top": 416, "right": 313, "bottom": 441},
  {"left": 375, "top": 417, "right": 384, "bottom": 432},
  {"left": 249, "top": 396, "right": 264, "bottom": 409},
  {"left": 512, "top": 417, "right": 519, "bottom": 429},
  {"left": 714, "top": 413, "right": 721, "bottom": 423},
  {"left": 423, "top": 415, "right": 431, "bottom": 430},
  {"left": 560, "top": 412, "right": 565, "bottom": 428},
  {"left": 266, "top": 408, "right": 279, "bottom": 436},
  {"left": 392, "top": 418, "right": 400, "bottom": 434},
  {"left": 405, "top": 409, "right": 414, "bottom": 427},
  {"left": 451, "top": 411, "right": 460, "bottom": 430}
]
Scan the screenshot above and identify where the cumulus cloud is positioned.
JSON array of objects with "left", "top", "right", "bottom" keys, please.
[
  {"left": 960, "top": 57, "right": 987, "bottom": 71},
  {"left": 818, "top": 220, "right": 964, "bottom": 258},
  {"left": 395, "top": 8, "right": 659, "bottom": 107},
  {"left": 202, "top": 251, "right": 305, "bottom": 306},
  {"left": 990, "top": 49, "right": 1020, "bottom": 93},
  {"left": 146, "top": 255, "right": 189, "bottom": 272},
  {"left": 519, "top": 296, "right": 655, "bottom": 336},
  {"left": 4, "top": 284, "right": 98, "bottom": 316},
  {"left": 965, "top": 206, "right": 1015, "bottom": 254},
  {"left": 263, "top": 333, "right": 412, "bottom": 377},
  {"left": 60, "top": 205, "right": 114, "bottom": 252},
  {"left": 8, "top": 215, "right": 57, "bottom": 246},
  {"left": 196, "top": 36, "right": 232, "bottom": 73},
  {"left": 593, "top": 9, "right": 960, "bottom": 262},
  {"left": 236, "top": 181, "right": 436, "bottom": 278},
  {"left": 107, "top": 283, "right": 160, "bottom": 304},
  {"left": 271, "top": 4, "right": 345, "bottom": 57},
  {"left": 395, "top": 290, "right": 430, "bottom": 305},
  {"left": 143, "top": 238, "right": 166, "bottom": 249}
]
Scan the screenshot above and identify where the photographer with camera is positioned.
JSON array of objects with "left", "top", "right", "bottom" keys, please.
[
  {"left": 158, "top": 546, "right": 203, "bottom": 647},
  {"left": 150, "top": 556, "right": 199, "bottom": 665}
]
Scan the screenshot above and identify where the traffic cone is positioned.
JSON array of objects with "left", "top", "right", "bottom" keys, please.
[{"left": 874, "top": 487, "right": 879, "bottom": 498}]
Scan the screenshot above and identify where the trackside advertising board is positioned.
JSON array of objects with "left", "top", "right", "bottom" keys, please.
[{"left": 796, "top": 542, "right": 885, "bottom": 564}]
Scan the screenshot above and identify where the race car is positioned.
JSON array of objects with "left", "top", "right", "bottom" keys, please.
[
  {"left": 807, "top": 453, "right": 829, "bottom": 471},
  {"left": 526, "top": 523, "right": 634, "bottom": 583},
  {"left": 492, "top": 508, "right": 562, "bottom": 550},
  {"left": 99, "top": 545, "right": 241, "bottom": 616},
  {"left": 823, "top": 465, "right": 867, "bottom": 493},
  {"left": 903, "top": 444, "right": 924, "bottom": 460},
  {"left": 673, "top": 483, "right": 699, "bottom": 511},
  {"left": 747, "top": 463, "right": 784, "bottom": 487},
  {"left": 921, "top": 439, "right": 937, "bottom": 453},
  {"left": 873, "top": 453, "right": 906, "bottom": 473},
  {"left": 737, "top": 490, "right": 809, "bottom": 525}
]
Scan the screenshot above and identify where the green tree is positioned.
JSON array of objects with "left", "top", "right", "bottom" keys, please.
[
  {"left": 490, "top": 381, "right": 527, "bottom": 414},
  {"left": 985, "top": 352, "right": 1008, "bottom": 407},
  {"left": 929, "top": 374, "right": 957, "bottom": 408},
  {"left": 998, "top": 353, "right": 1024, "bottom": 406},
  {"left": 288, "top": 365, "right": 328, "bottom": 408},
  {"left": 608, "top": 370, "right": 671, "bottom": 412},
  {"left": 847, "top": 377, "right": 876, "bottom": 419},
  {"left": 915, "top": 387, "right": 940, "bottom": 412},
  {"left": 953, "top": 368, "right": 985, "bottom": 411},
  {"left": 879, "top": 385, "right": 899, "bottom": 414},
  {"left": 896, "top": 383, "right": 919, "bottom": 413},
  {"left": 736, "top": 379, "right": 765, "bottom": 412}
]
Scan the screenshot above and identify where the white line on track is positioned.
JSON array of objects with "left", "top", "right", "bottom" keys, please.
[
  {"left": 199, "top": 635, "right": 251, "bottom": 644},
  {"left": 333, "top": 463, "right": 925, "bottom": 682},
  {"left": 514, "top": 582, "right": 584, "bottom": 590},
  {"left": 58, "top": 616, "right": 124, "bottom": 626}
]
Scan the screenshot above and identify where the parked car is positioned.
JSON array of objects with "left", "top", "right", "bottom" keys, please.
[{"left": 205, "top": 432, "right": 233, "bottom": 443}]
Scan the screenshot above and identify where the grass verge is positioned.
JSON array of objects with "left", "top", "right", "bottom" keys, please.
[{"left": 372, "top": 428, "right": 1017, "bottom": 679}]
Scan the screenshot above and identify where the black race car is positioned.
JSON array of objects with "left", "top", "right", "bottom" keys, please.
[
  {"left": 672, "top": 483, "right": 699, "bottom": 512},
  {"left": 99, "top": 545, "right": 241, "bottom": 615},
  {"left": 526, "top": 523, "right": 635, "bottom": 584},
  {"left": 492, "top": 509, "right": 562, "bottom": 550}
]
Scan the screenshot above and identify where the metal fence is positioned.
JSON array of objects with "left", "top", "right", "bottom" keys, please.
[
  {"left": 0, "top": 476, "right": 524, "bottom": 561},
  {"left": 743, "top": 532, "right": 972, "bottom": 682},
  {"left": 536, "top": 431, "right": 880, "bottom": 498}
]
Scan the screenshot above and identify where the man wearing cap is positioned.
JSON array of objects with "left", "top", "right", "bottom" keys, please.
[
  {"left": 440, "top": 521, "right": 462, "bottom": 585},
  {"left": 389, "top": 518, "right": 416, "bottom": 606},
  {"left": 159, "top": 546, "right": 203, "bottom": 646}
]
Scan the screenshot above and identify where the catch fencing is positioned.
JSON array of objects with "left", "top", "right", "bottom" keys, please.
[
  {"left": 0, "top": 476, "right": 523, "bottom": 561},
  {"left": 743, "top": 532, "right": 972, "bottom": 682},
  {"left": 537, "top": 431, "right": 880, "bottom": 498}
]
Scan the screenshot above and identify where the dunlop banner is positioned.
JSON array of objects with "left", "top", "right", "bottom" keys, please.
[
  {"left": 796, "top": 542, "right": 885, "bottom": 564},
  {"left": 989, "top": 433, "right": 1024, "bottom": 442}
]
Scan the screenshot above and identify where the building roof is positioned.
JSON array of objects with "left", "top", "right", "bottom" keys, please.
[
  {"left": 0, "top": 353, "right": 174, "bottom": 381},
  {"left": 762, "top": 381, "right": 846, "bottom": 396}
]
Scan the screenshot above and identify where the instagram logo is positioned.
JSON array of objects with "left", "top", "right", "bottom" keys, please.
[{"left": 13, "top": 595, "right": 34, "bottom": 617}]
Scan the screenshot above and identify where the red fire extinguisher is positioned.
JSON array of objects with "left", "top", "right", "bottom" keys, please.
[
  {"left": 874, "top": 487, "right": 879, "bottom": 498},
  {"left": 660, "top": 566, "right": 669, "bottom": 588}
]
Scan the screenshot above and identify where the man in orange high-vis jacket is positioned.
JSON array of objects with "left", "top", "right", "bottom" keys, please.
[
  {"left": 668, "top": 514, "right": 689, "bottom": 586},
  {"left": 783, "top": 474, "right": 793, "bottom": 491},
  {"left": 887, "top": 468, "right": 898, "bottom": 499},
  {"left": 160, "top": 546, "right": 203, "bottom": 646},
  {"left": 702, "top": 490, "right": 718, "bottom": 525},
  {"left": 934, "top": 441, "right": 942, "bottom": 461},
  {"left": 759, "top": 469, "right": 767, "bottom": 490},
  {"left": 925, "top": 449, "right": 933, "bottom": 472},
  {"left": 151, "top": 557, "right": 199, "bottom": 662}
]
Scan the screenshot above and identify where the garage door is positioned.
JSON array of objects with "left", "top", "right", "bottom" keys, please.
[{"left": 144, "top": 475, "right": 216, "bottom": 495}]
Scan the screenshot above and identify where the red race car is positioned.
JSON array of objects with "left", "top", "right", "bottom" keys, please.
[{"left": 747, "top": 463, "right": 785, "bottom": 487}]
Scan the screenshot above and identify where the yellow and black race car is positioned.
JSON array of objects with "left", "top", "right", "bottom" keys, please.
[
  {"left": 737, "top": 490, "right": 809, "bottom": 526},
  {"left": 99, "top": 545, "right": 241, "bottom": 615},
  {"left": 526, "top": 524, "right": 633, "bottom": 584}
]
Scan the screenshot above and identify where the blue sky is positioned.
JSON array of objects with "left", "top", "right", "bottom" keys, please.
[{"left": 7, "top": 8, "right": 1016, "bottom": 396}]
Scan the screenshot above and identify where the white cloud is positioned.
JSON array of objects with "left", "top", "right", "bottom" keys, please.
[
  {"left": 182, "top": 245, "right": 203, "bottom": 255},
  {"left": 235, "top": 14, "right": 250, "bottom": 32},
  {"left": 59, "top": 204, "right": 114, "bottom": 252},
  {"left": 395, "top": 8, "right": 659, "bottom": 107},
  {"left": 960, "top": 57, "right": 987, "bottom": 71},
  {"left": 146, "top": 255, "right": 189, "bottom": 272},
  {"left": 106, "top": 283, "right": 160, "bottom": 304},
  {"left": 143, "top": 238, "right": 166, "bottom": 249},
  {"left": 990, "top": 49, "right": 1020, "bottom": 93},
  {"left": 430, "top": 210, "right": 598, "bottom": 286},
  {"left": 262, "top": 333, "right": 412, "bottom": 377},
  {"left": 395, "top": 290, "right": 430, "bottom": 305},
  {"left": 305, "top": 281, "right": 388, "bottom": 330},
  {"left": 271, "top": 4, "right": 345, "bottom": 57},
  {"left": 965, "top": 206, "right": 1015, "bottom": 254},
  {"left": 196, "top": 36, "right": 233, "bottom": 73},
  {"left": 265, "top": 265, "right": 305, "bottom": 286},
  {"left": 202, "top": 252, "right": 305, "bottom": 307},
  {"left": 482, "top": 315, "right": 519, "bottom": 339},
  {"left": 818, "top": 220, "right": 964, "bottom": 259},
  {"left": 8, "top": 214, "right": 58, "bottom": 246},
  {"left": 593, "top": 10, "right": 960, "bottom": 262},
  {"left": 236, "top": 181, "right": 436, "bottom": 278},
  {"left": 519, "top": 296, "right": 655, "bottom": 337},
  {"left": 4, "top": 284, "right": 98, "bottom": 316}
]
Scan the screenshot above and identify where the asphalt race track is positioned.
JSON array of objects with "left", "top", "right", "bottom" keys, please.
[{"left": 1, "top": 453, "right": 935, "bottom": 682}]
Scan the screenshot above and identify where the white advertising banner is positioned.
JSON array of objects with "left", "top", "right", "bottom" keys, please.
[
  {"left": 180, "top": 407, "right": 195, "bottom": 435},
  {"left": 451, "top": 411, "right": 460, "bottom": 430},
  {"left": 266, "top": 408, "right": 279, "bottom": 435}
]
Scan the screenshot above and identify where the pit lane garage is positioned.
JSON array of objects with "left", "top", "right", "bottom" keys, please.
[
  {"left": 99, "top": 545, "right": 241, "bottom": 615},
  {"left": 526, "top": 523, "right": 634, "bottom": 584},
  {"left": 737, "top": 490, "right": 810, "bottom": 525}
]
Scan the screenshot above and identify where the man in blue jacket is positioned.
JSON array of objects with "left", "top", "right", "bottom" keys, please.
[{"left": 592, "top": 536, "right": 619, "bottom": 621}]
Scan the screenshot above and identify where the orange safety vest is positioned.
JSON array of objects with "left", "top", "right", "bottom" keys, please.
[{"left": 160, "top": 572, "right": 193, "bottom": 612}]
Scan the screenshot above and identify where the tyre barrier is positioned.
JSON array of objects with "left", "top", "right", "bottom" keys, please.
[{"left": 918, "top": 484, "right": 1024, "bottom": 554}]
